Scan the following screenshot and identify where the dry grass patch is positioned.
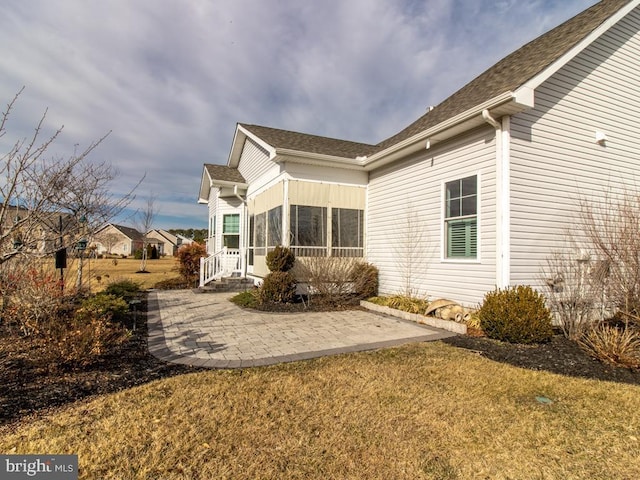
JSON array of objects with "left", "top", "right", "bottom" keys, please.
[
  {"left": 1, "top": 342, "right": 640, "bottom": 479},
  {"left": 81, "top": 257, "right": 181, "bottom": 291}
]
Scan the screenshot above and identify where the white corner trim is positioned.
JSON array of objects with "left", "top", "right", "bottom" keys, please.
[{"left": 498, "top": 116, "right": 511, "bottom": 288}]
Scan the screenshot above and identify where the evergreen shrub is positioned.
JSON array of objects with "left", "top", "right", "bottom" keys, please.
[{"left": 478, "top": 285, "right": 553, "bottom": 344}]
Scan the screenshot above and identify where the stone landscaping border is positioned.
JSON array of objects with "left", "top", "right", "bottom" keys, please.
[{"left": 360, "top": 300, "right": 467, "bottom": 335}]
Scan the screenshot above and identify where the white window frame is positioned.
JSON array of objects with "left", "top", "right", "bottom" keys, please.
[{"left": 441, "top": 172, "right": 481, "bottom": 263}]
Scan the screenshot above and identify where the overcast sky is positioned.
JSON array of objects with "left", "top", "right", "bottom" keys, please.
[{"left": 0, "top": 0, "right": 597, "bottom": 230}]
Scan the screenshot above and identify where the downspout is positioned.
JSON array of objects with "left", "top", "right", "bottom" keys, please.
[
  {"left": 233, "top": 185, "right": 248, "bottom": 277},
  {"left": 482, "top": 109, "right": 511, "bottom": 289}
]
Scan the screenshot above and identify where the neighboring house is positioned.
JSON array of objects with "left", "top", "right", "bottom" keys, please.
[
  {"left": 147, "top": 229, "right": 196, "bottom": 256},
  {"left": 199, "top": 0, "right": 640, "bottom": 305},
  {"left": 147, "top": 229, "right": 178, "bottom": 256},
  {"left": 176, "top": 234, "right": 194, "bottom": 248},
  {"left": 93, "top": 224, "right": 143, "bottom": 256},
  {"left": 0, "top": 205, "right": 80, "bottom": 254}
]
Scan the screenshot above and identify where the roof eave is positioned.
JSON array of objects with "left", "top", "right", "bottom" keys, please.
[
  {"left": 198, "top": 166, "right": 212, "bottom": 203},
  {"left": 364, "top": 91, "right": 533, "bottom": 171},
  {"left": 274, "top": 149, "right": 366, "bottom": 170},
  {"left": 228, "top": 124, "right": 277, "bottom": 167}
]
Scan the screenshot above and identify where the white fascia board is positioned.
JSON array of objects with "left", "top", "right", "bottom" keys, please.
[
  {"left": 364, "top": 91, "right": 524, "bottom": 171},
  {"left": 197, "top": 166, "right": 212, "bottom": 203},
  {"left": 275, "top": 149, "right": 366, "bottom": 170},
  {"left": 226, "top": 126, "right": 246, "bottom": 168},
  {"left": 518, "top": 0, "right": 640, "bottom": 94}
]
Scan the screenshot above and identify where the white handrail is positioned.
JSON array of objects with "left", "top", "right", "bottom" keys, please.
[{"left": 199, "top": 247, "right": 242, "bottom": 287}]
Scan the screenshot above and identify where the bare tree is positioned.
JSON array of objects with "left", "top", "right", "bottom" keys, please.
[
  {"left": 0, "top": 89, "right": 141, "bottom": 267},
  {"left": 394, "top": 203, "right": 429, "bottom": 297},
  {"left": 96, "top": 232, "right": 121, "bottom": 255},
  {"left": 577, "top": 187, "right": 640, "bottom": 326},
  {"left": 542, "top": 186, "right": 640, "bottom": 337},
  {"left": 135, "top": 193, "right": 157, "bottom": 272}
]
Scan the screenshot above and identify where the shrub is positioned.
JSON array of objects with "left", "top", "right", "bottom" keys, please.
[
  {"left": 384, "top": 295, "right": 430, "bottom": 314},
  {"left": 578, "top": 323, "right": 640, "bottom": 369},
  {"left": 48, "top": 314, "right": 130, "bottom": 367},
  {"left": 266, "top": 246, "right": 295, "bottom": 272},
  {"left": 478, "top": 285, "right": 553, "bottom": 344},
  {"left": 351, "top": 262, "right": 379, "bottom": 299},
  {"left": 231, "top": 290, "right": 259, "bottom": 308},
  {"left": 103, "top": 279, "right": 141, "bottom": 301},
  {"left": 176, "top": 242, "right": 207, "bottom": 285},
  {"left": 0, "top": 265, "right": 63, "bottom": 336},
  {"left": 259, "top": 271, "right": 297, "bottom": 304},
  {"left": 76, "top": 293, "right": 129, "bottom": 323},
  {"left": 297, "top": 256, "right": 355, "bottom": 304}
]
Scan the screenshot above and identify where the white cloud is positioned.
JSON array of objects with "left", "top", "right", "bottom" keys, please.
[{"left": 0, "top": 0, "right": 598, "bottom": 229}]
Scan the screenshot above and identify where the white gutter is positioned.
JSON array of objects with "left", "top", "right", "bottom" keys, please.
[{"left": 482, "top": 109, "right": 511, "bottom": 289}]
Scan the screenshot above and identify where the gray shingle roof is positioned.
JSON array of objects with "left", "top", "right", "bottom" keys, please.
[
  {"left": 234, "top": 0, "right": 632, "bottom": 160},
  {"left": 376, "top": 0, "right": 632, "bottom": 150},
  {"left": 239, "top": 124, "right": 377, "bottom": 158},
  {"left": 111, "top": 224, "right": 143, "bottom": 240},
  {"left": 204, "top": 164, "right": 247, "bottom": 184}
]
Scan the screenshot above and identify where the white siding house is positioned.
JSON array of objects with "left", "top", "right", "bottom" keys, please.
[
  {"left": 367, "top": 126, "right": 497, "bottom": 303},
  {"left": 198, "top": 0, "right": 640, "bottom": 305}
]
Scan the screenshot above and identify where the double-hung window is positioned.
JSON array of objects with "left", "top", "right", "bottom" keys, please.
[
  {"left": 223, "top": 214, "right": 240, "bottom": 249},
  {"left": 445, "top": 175, "right": 477, "bottom": 259}
]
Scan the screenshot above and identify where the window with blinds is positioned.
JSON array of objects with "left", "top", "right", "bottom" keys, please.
[{"left": 445, "top": 175, "right": 477, "bottom": 259}]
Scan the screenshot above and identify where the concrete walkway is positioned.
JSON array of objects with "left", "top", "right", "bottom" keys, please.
[{"left": 148, "top": 290, "right": 455, "bottom": 369}]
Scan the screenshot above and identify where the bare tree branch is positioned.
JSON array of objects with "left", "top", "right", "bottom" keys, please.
[{"left": 0, "top": 90, "right": 141, "bottom": 266}]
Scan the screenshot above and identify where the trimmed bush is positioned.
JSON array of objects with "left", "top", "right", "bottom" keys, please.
[
  {"left": 76, "top": 293, "right": 129, "bottom": 323},
  {"left": 266, "top": 246, "right": 295, "bottom": 272},
  {"left": 351, "top": 262, "right": 379, "bottom": 299},
  {"left": 103, "top": 279, "right": 141, "bottom": 302},
  {"left": 478, "top": 285, "right": 553, "bottom": 344},
  {"left": 259, "top": 271, "right": 297, "bottom": 304}
]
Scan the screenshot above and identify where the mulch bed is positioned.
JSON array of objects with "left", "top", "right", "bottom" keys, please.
[
  {"left": 442, "top": 334, "right": 640, "bottom": 386},
  {"left": 0, "top": 297, "right": 200, "bottom": 428},
  {"left": 2, "top": 295, "right": 639, "bottom": 429}
]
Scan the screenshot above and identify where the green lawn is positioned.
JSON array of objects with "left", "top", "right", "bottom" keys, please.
[{"left": 1, "top": 342, "right": 639, "bottom": 479}]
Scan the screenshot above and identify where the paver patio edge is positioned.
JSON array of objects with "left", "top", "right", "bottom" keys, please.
[{"left": 147, "top": 290, "right": 457, "bottom": 369}]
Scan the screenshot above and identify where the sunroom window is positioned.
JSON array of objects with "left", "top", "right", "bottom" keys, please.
[
  {"left": 332, "top": 208, "right": 364, "bottom": 257},
  {"left": 290, "top": 205, "right": 327, "bottom": 257},
  {"left": 445, "top": 175, "right": 477, "bottom": 259},
  {"left": 267, "top": 206, "right": 282, "bottom": 249}
]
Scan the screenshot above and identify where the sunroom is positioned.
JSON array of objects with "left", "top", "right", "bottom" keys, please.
[{"left": 247, "top": 179, "right": 366, "bottom": 279}]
